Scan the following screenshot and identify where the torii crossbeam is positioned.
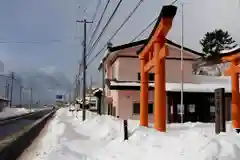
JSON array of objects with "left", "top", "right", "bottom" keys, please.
[{"left": 137, "top": 5, "right": 177, "bottom": 132}]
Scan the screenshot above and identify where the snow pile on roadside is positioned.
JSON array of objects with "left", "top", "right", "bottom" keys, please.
[
  {"left": 0, "top": 107, "right": 30, "bottom": 118},
  {"left": 22, "top": 108, "right": 240, "bottom": 160},
  {"left": 33, "top": 109, "right": 66, "bottom": 159},
  {"left": 73, "top": 115, "right": 240, "bottom": 160},
  {"left": 71, "top": 111, "right": 138, "bottom": 140}
]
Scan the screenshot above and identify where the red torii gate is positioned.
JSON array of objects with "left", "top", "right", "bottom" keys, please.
[
  {"left": 222, "top": 53, "right": 240, "bottom": 131},
  {"left": 137, "top": 5, "right": 177, "bottom": 132},
  {"left": 194, "top": 46, "right": 240, "bottom": 132}
]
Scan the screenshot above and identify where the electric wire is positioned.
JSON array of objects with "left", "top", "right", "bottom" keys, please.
[
  {"left": 86, "top": 0, "right": 102, "bottom": 38},
  {"left": 130, "top": 17, "right": 158, "bottom": 42},
  {"left": 86, "top": 0, "right": 111, "bottom": 51},
  {"left": 130, "top": 0, "right": 179, "bottom": 42},
  {"left": 86, "top": 0, "right": 179, "bottom": 66},
  {"left": 86, "top": 0, "right": 124, "bottom": 58},
  {"left": 171, "top": 0, "right": 179, "bottom": 5},
  {"left": 0, "top": 40, "right": 61, "bottom": 44},
  {"left": 86, "top": 0, "right": 144, "bottom": 66}
]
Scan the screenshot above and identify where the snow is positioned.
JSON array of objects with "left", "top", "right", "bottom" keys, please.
[
  {"left": 108, "top": 75, "right": 235, "bottom": 93},
  {"left": 0, "top": 107, "right": 31, "bottom": 119},
  {"left": 109, "top": 80, "right": 232, "bottom": 93},
  {"left": 21, "top": 108, "right": 240, "bottom": 160},
  {"left": 0, "top": 107, "right": 52, "bottom": 119},
  {"left": 220, "top": 45, "right": 240, "bottom": 54}
]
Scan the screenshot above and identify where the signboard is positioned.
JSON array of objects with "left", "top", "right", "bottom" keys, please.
[
  {"left": 56, "top": 95, "right": 63, "bottom": 100},
  {"left": 214, "top": 88, "right": 225, "bottom": 134}
]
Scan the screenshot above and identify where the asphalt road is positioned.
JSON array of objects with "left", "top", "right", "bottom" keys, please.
[
  {"left": 0, "top": 119, "right": 36, "bottom": 140},
  {"left": 0, "top": 110, "right": 51, "bottom": 141}
]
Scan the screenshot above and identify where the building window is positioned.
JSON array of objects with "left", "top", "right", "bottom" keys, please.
[
  {"left": 148, "top": 73, "right": 154, "bottom": 82},
  {"left": 137, "top": 73, "right": 141, "bottom": 81},
  {"left": 137, "top": 72, "right": 154, "bottom": 81},
  {"left": 132, "top": 103, "right": 154, "bottom": 114},
  {"left": 210, "top": 106, "right": 215, "bottom": 113},
  {"left": 148, "top": 103, "right": 154, "bottom": 114},
  {"left": 133, "top": 103, "right": 140, "bottom": 114},
  {"left": 177, "top": 104, "right": 184, "bottom": 115},
  {"left": 188, "top": 104, "right": 195, "bottom": 113}
]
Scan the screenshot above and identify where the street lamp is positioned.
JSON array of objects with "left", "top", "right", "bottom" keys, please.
[
  {"left": 178, "top": 0, "right": 194, "bottom": 123},
  {"left": 180, "top": 2, "right": 184, "bottom": 124}
]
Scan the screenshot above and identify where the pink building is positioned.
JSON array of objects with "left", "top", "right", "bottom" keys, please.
[{"left": 99, "top": 39, "right": 232, "bottom": 123}]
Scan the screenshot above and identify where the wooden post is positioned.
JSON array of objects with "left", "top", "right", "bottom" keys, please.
[
  {"left": 219, "top": 89, "right": 226, "bottom": 132},
  {"left": 215, "top": 89, "right": 220, "bottom": 134},
  {"left": 215, "top": 88, "right": 226, "bottom": 134},
  {"left": 123, "top": 120, "right": 128, "bottom": 140},
  {"left": 140, "top": 58, "right": 148, "bottom": 127}
]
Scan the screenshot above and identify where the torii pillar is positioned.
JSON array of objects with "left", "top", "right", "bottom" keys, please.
[
  {"left": 139, "top": 5, "right": 177, "bottom": 132},
  {"left": 223, "top": 54, "right": 240, "bottom": 131}
]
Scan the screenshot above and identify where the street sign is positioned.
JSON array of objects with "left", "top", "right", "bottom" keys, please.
[{"left": 56, "top": 95, "right": 63, "bottom": 100}]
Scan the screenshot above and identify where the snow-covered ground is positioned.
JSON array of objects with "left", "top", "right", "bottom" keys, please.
[
  {"left": 0, "top": 107, "right": 31, "bottom": 119},
  {"left": 20, "top": 108, "right": 240, "bottom": 160},
  {"left": 0, "top": 107, "right": 52, "bottom": 119}
]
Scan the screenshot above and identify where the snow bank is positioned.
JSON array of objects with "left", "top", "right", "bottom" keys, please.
[
  {"left": 33, "top": 109, "right": 66, "bottom": 158},
  {"left": 76, "top": 115, "right": 240, "bottom": 160},
  {"left": 0, "top": 107, "right": 30, "bottom": 118},
  {"left": 24, "top": 108, "right": 240, "bottom": 160}
]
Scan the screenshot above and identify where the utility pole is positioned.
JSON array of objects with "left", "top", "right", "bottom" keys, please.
[
  {"left": 5, "top": 80, "right": 9, "bottom": 106},
  {"left": 77, "top": 79, "right": 81, "bottom": 99},
  {"left": 77, "top": 62, "right": 82, "bottom": 99},
  {"left": 9, "top": 72, "right": 14, "bottom": 108},
  {"left": 5, "top": 79, "right": 8, "bottom": 99},
  {"left": 29, "top": 88, "right": 32, "bottom": 111},
  {"left": 89, "top": 76, "right": 93, "bottom": 109},
  {"left": 76, "top": 19, "right": 93, "bottom": 121},
  {"left": 20, "top": 85, "right": 23, "bottom": 107},
  {"left": 73, "top": 75, "right": 77, "bottom": 103},
  {"left": 68, "top": 90, "right": 71, "bottom": 103}
]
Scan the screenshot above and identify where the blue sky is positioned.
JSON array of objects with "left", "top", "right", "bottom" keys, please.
[
  {"left": 0, "top": 0, "right": 84, "bottom": 79},
  {"left": 1, "top": 0, "right": 240, "bottom": 85}
]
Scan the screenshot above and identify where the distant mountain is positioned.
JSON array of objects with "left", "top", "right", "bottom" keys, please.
[{"left": 0, "top": 70, "right": 72, "bottom": 106}]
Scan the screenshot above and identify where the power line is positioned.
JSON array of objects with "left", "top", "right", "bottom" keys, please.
[
  {"left": 87, "top": 0, "right": 111, "bottom": 51},
  {"left": 86, "top": 0, "right": 144, "bottom": 66},
  {"left": 0, "top": 40, "right": 61, "bottom": 44},
  {"left": 86, "top": 45, "right": 106, "bottom": 67},
  {"left": 130, "top": 0, "right": 180, "bottom": 42},
  {"left": 171, "top": 0, "right": 179, "bottom": 5},
  {"left": 130, "top": 17, "right": 158, "bottom": 42},
  {"left": 104, "top": 0, "right": 144, "bottom": 46},
  {"left": 86, "top": 0, "right": 178, "bottom": 66},
  {"left": 86, "top": 0, "right": 102, "bottom": 36},
  {"left": 86, "top": 0, "right": 124, "bottom": 58}
]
